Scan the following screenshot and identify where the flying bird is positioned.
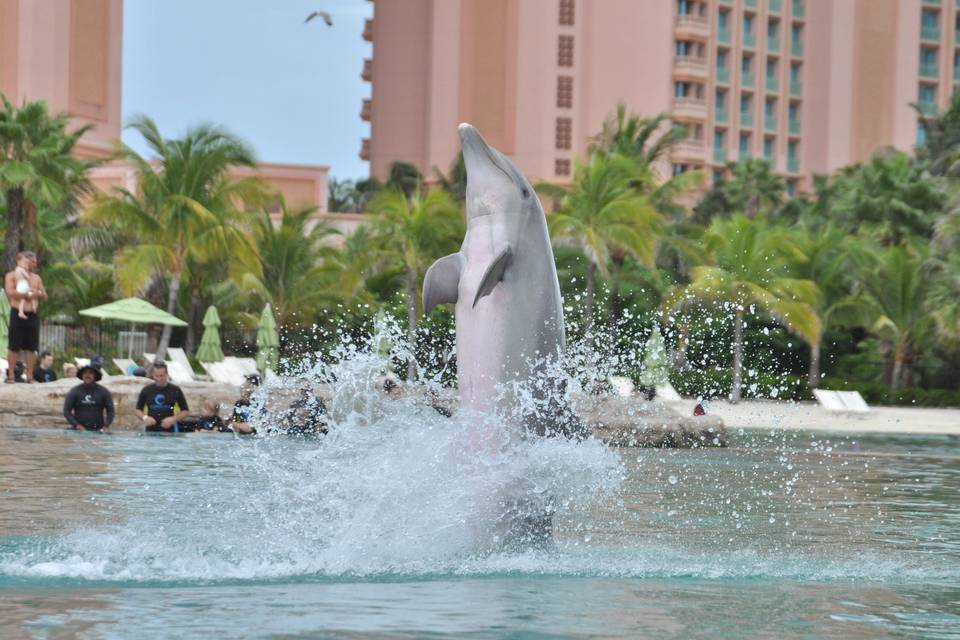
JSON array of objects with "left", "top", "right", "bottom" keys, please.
[{"left": 305, "top": 10, "right": 333, "bottom": 26}]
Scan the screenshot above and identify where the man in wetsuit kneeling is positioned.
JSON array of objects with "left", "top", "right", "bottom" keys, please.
[{"left": 63, "top": 365, "right": 115, "bottom": 432}]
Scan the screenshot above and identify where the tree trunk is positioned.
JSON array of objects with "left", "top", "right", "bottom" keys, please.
[
  {"left": 890, "top": 340, "right": 907, "bottom": 393},
  {"left": 731, "top": 307, "right": 744, "bottom": 403},
  {"left": 608, "top": 257, "right": 624, "bottom": 344},
  {"left": 3, "top": 187, "right": 24, "bottom": 272},
  {"left": 584, "top": 260, "right": 596, "bottom": 342},
  {"left": 807, "top": 342, "right": 821, "bottom": 389},
  {"left": 184, "top": 287, "right": 202, "bottom": 356},
  {"left": 406, "top": 266, "right": 418, "bottom": 380},
  {"left": 155, "top": 271, "right": 182, "bottom": 364}
]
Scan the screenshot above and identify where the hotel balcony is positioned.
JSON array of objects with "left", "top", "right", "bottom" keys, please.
[
  {"left": 791, "top": 40, "right": 804, "bottom": 57},
  {"left": 675, "top": 13, "right": 710, "bottom": 38},
  {"left": 742, "top": 71, "right": 755, "bottom": 88},
  {"left": 360, "top": 98, "right": 371, "bottom": 121},
  {"left": 741, "top": 112, "right": 754, "bottom": 128},
  {"left": 765, "top": 115, "right": 777, "bottom": 132},
  {"left": 714, "top": 147, "right": 727, "bottom": 163},
  {"left": 362, "top": 18, "right": 373, "bottom": 41},
  {"left": 744, "top": 0, "right": 757, "bottom": 10},
  {"left": 921, "top": 25, "right": 940, "bottom": 41},
  {"left": 955, "top": 30, "right": 960, "bottom": 44},
  {"left": 716, "top": 67, "right": 730, "bottom": 84},
  {"left": 675, "top": 55, "right": 708, "bottom": 78},
  {"left": 673, "top": 95, "right": 707, "bottom": 119},
  {"left": 789, "top": 119, "right": 801, "bottom": 136},
  {"left": 790, "top": 81, "right": 802, "bottom": 97},
  {"left": 361, "top": 58, "right": 372, "bottom": 82},
  {"left": 673, "top": 139, "right": 706, "bottom": 163},
  {"left": 716, "top": 107, "right": 729, "bottom": 123},
  {"left": 920, "top": 62, "right": 939, "bottom": 79},
  {"left": 743, "top": 31, "right": 756, "bottom": 48},
  {"left": 359, "top": 138, "right": 370, "bottom": 161},
  {"left": 766, "top": 76, "right": 779, "bottom": 92},
  {"left": 917, "top": 100, "right": 937, "bottom": 116},
  {"left": 769, "top": 0, "right": 782, "bottom": 13},
  {"left": 718, "top": 28, "right": 731, "bottom": 45},
  {"left": 787, "top": 157, "right": 799, "bottom": 173},
  {"left": 768, "top": 35, "right": 780, "bottom": 52},
  {"left": 793, "top": 0, "right": 806, "bottom": 18}
]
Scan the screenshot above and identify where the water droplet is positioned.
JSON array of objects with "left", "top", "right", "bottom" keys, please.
[{"left": 668, "top": 474, "right": 679, "bottom": 485}]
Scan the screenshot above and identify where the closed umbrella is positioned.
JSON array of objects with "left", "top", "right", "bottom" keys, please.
[
  {"left": 196, "top": 305, "right": 224, "bottom": 362},
  {"left": 255, "top": 303, "right": 279, "bottom": 373}
]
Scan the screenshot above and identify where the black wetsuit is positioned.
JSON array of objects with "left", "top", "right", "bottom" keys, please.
[
  {"left": 63, "top": 382, "right": 115, "bottom": 431},
  {"left": 33, "top": 367, "right": 57, "bottom": 383},
  {"left": 137, "top": 383, "right": 189, "bottom": 431}
]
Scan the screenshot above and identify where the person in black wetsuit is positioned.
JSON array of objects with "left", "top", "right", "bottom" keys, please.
[
  {"left": 33, "top": 350, "right": 57, "bottom": 383},
  {"left": 63, "top": 365, "right": 115, "bottom": 432},
  {"left": 135, "top": 362, "right": 189, "bottom": 432},
  {"left": 228, "top": 374, "right": 264, "bottom": 435}
]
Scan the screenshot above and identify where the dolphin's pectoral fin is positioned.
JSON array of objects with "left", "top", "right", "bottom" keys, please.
[
  {"left": 472, "top": 243, "right": 512, "bottom": 307},
  {"left": 423, "top": 252, "right": 464, "bottom": 315}
]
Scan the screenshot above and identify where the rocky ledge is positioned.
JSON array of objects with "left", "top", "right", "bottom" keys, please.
[{"left": 0, "top": 378, "right": 726, "bottom": 447}]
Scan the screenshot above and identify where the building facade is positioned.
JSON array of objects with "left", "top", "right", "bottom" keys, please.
[{"left": 363, "top": 0, "right": 948, "bottom": 192}]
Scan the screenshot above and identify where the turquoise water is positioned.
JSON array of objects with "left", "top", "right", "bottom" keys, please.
[{"left": 1, "top": 426, "right": 958, "bottom": 639}]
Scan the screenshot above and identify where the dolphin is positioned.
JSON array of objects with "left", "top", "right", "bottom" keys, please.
[{"left": 423, "top": 123, "right": 584, "bottom": 440}]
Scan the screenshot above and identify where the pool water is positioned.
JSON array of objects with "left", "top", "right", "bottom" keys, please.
[{"left": 1, "top": 426, "right": 958, "bottom": 639}]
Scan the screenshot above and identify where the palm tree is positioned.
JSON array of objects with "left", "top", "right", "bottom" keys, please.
[
  {"left": 0, "top": 94, "right": 95, "bottom": 269},
  {"left": 232, "top": 198, "right": 340, "bottom": 329},
  {"left": 84, "top": 115, "right": 265, "bottom": 360},
  {"left": 832, "top": 244, "right": 933, "bottom": 392},
  {"left": 664, "top": 214, "right": 821, "bottom": 402},
  {"left": 590, "top": 105, "right": 687, "bottom": 174},
  {"left": 367, "top": 187, "right": 463, "bottom": 378},
  {"left": 721, "top": 159, "right": 786, "bottom": 219},
  {"left": 545, "top": 153, "right": 663, "bottom": 338}
]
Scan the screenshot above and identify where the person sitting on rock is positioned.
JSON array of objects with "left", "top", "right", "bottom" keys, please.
[
  {"left": 135, "top": 362, "right": 189, "bottom": 432},
  {"left": 63, "top": 364, "right": 115, "bottom": 432},
  {"left": 32, "top": 350, "right": 57, "bottom": 383}
]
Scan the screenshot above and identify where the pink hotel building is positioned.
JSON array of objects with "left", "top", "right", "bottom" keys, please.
[{"left": 362, "top": 0, "right": 959, "bottom": 193}]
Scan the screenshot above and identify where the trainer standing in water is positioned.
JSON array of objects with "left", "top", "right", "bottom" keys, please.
[
  {"left": 136, "top": 363, "right": 189, "bottom": 432},
  {"left": 5, "top": 251, "right": 46, "bottom": 383},
  {"left": 63, "top": 364, "right": 115, "bottom": 432}
]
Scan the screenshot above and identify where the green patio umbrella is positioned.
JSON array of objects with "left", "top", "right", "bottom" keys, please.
[
  {"left": 79, "top": 297, "right": 187, "bottom": 358},
  {"left": 0, "top": 293, "right": 9, "bottom": 349},
  {"left": 196, "top": 305, "right": 224, "bottom": 362},
  {"left": 255, "top": 303, "right": 279, "bottom": 373}
]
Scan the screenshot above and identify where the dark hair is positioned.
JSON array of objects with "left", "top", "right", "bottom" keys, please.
[
  {"left": 151, "top": 362, "right": 168, "bottom": 373},
  {"left": 244, "top": 374, "right": 262, "bottom": 386},
  {"left": 39, "top": 350, "right": 52, "bottom": 359},
  {"left": 383, "top": 378, "right": 398, "bottom": 393}
]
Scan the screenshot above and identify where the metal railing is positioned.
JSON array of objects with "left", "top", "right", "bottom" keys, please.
[
  {"left": 790, "top": 81, "right": 802, "bottom": 96},
  {"left": 920, "top": 62, "right": 939, "bottom": 78},
  {"left": 765, "top": 115, "right": 778, "bottom": 132},
  {"left": 714, "top": 147, "right": 727, "bottom": 163},
  {"left": 742, "top": 71, "right": 755, "bottom": 87},
  {"left": 768, "top": 35, "right": 780, "bottom": 52},
  {"left": 743, "top": 31, "right": 756, "bottom": 48},
  {"left": 922, "top": 25, "right": 941, "bottom": 41},
  {"left": 716, "top": 107, "right": 729, "bottom": 122},
  {"left": 792, "top": 40, "right": 804, "bottom": 57},
  {"left": 766, "top": 76, "right": 779, "bottom": 92},
  {"left": 741, "top": 112, "right": 754, "bottom": 128}
]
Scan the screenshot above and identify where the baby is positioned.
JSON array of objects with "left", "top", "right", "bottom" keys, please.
[
  {"left": 193, "top": 400, "right": 226, "bottom": 433},
  {"left": 13, "top": 264, "right": 31, "bottom": 319}
]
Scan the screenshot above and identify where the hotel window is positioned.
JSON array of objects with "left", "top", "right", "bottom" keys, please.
[
  {"left": 716, "top": 89, "right": 727, "bottom": 108},
  {"left": 558, "top": 35, "right": 574, "bottom": 66},
  {"left": 672, "top": 163, "right": 689, "bottom": 176},
  {"left": 677, "top": 0, "right": 690, "bottom": 15},
  {"left": 689, "top": 123, "right": 704, "bottom": 141},
  {"left": 790, "top": 62, "right": 802, "bottom": 83},
  {"left": 768, "top": 18, "right": 779, "bottom": 39},
  {"left": 743, "top": 14, "right": 753, "bottom": 36},
  {"left": 555, "top": 158, "right": 571, "bottom": 176},
  {"left": 921, "top": 9, "right": 938, "bottom": 32},
  {"left": 557, "top": 76, "right": 573, "bottom": 108},
  {"left": 788, "top": 102, "right": 800, "bottom": 123},
  {"left": 791, "top": 24, "right": 803, "bottom": 45},
  {"left": 559, "top": 0, "right": 575, "bottom": 26},
  {"left": 677, "top": 40, "right": 692, "bottom": 56},
  {"left": 763, "top": 136, "right": 775, "bottom": 158},
  {"left": 919, "top": 84, "right": 936, "bottom": 105},
  {"left": 714, "top": 129, "right": 725, "bottom": 148},
  {"left": 739, "top": 132, "right": 751, "bottom": 157},
  {"left": 675, "top": 81, "right": 692, "bottom": 97},
  {"left": 717, "top": 49, "right": 728, "bottom": 71},
  {"left": 555, "top": 117, "right": 572, "bottom": 150},
  {"left": 766, "top": 59, "right": 778, "bottom": 82},
  {"left": 921, "top": 47, "right": 938, "bottom": 69},
  {"left": 742, "top": 54, "right": 753, "bottom": 74},
  {"left": 713, "top": 169, "right": 725, "bottom": 184},
  {"left": 765, "top": 97, "right": 777, "bottom": 117},
  {"left": 718, "top": 9, "right": 730, "bottom": 31},
  {"left": 787, "top": 140, "right": 798, "bottom": 161},
  {"left": 955, "top": 13, "right": 960, "bottom": 32},
  {"left": 786, "top": 179, "right": 797, "bottom": 196},
  {"left": 740, "top": 93, "right": 752, "bottom": 116}
]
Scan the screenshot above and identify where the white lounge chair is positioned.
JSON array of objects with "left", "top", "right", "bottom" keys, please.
[
  {"left": 655, "top": 382, "right": 683, "bottom": 402},
  {"left": 226, "top": 356, "right": 259, "bottom": 376},
  {"left": 113, "top": 358, "right": 137, "bottom": 375},
  {"left": 608, "top": 375, "right": 635, "bottom": 397},
  {"left": 165, "top": 360, "right": 195, "bottom": 384},
  {"left": 836, "top": 390, "right": 870, "bottom": 413},
  {"left": 143, "top": 353, "right": 156, "bottom": 365},
  {"left": 813, "top": 389, "right": 847, "bottom": 412},
  {"left": 203, "top": 360, "right": 246, "bottom": 386},
  {"left": 167, "top": 348, "right": 198, "bottom": 377}
]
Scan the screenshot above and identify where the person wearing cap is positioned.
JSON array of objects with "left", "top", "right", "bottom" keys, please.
[
  {"left": 135, "top": 362, "right": 189, "bottom": 432},
  {"left": 63, "top": 364, "right": 115, "bottom": 432}
]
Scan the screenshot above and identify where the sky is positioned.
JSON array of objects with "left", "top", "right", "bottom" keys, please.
[{"left": 122, "top": 0, "right": 373, "bottom": 180}]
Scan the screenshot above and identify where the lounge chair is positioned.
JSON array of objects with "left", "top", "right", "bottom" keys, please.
[
  {"left": 203, "top": 360, "right": 246, "bottom": 386},
  {"left": 143, "top": 353, "right": 156, "bottom": 365},
  {"left": 226, "top": 356, "right": 259, "bottom": 376},
  {"left": 113, "top": 358, "right": 137, "bottom": 375},
  {"left": 813, "top": 389, "right": 847, "bottom": 412},
  {"left": 655, "top": 382, "right": 683, "bottom": 402},
  {"left": 165, "top": 360, "right": 195, "bottom": 383},
  {"left": 167, "top": 348, "right": 198, "bottom": 376},
  {"left": 836, "top": 390, "right": 870, "bottom": 413}
]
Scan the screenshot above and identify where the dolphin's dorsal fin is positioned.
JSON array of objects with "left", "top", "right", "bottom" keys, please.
[
  {"left": 473, "top": 243, "right": 512, "bottom": 307},
  {"left": 423, "top": 252, "right": 464, "bottom": 315}
]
